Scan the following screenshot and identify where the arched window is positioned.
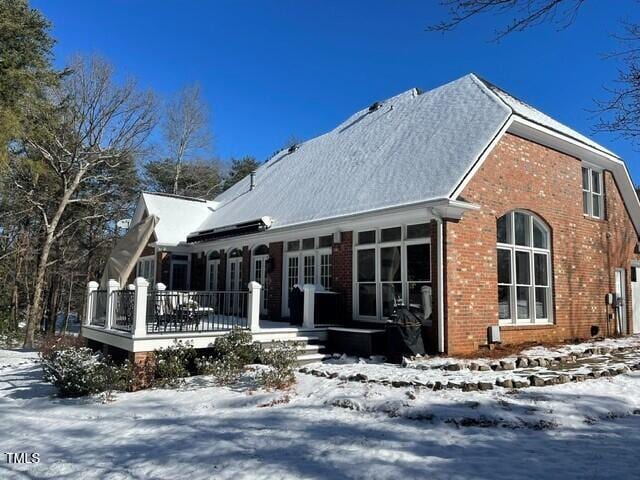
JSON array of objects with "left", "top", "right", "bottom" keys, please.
[
  {"left": 497, "top": 211, "right": 552, "bottom": 325},
  {"left": 253, "top": 244, "right": 269, "bottom": 255},
  {"left": 208, "top": 250, "right": 220, "bottom": 261},
  {"left": 229, "top": 248, "right": 243, "bottom": 258}
]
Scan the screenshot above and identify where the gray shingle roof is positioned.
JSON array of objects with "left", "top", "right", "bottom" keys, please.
[{"left": 194, "top": 74, "right": 512, "bottom": 234}]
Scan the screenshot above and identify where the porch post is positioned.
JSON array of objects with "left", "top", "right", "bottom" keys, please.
[
  {"left": 303, "top": 284, "right": 315, "bottom": 329},
  {"left": 105, "top": 279, "right": 120, "bottom": 330},
  {"left": 248, "top": 281, "right": 262, "bottom": 332},
  {"left": 132, "top": 277, "right": 149, "bottom": 338},
  {"left": 84, "top": 281, "right": 99, "bottom": 326}
]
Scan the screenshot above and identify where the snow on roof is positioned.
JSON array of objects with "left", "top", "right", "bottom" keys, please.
[
  {"left": 194, "top": 74, "right": 511, "bottom": 234},
  {"left": 141, "top": 192, "right": 218, "bottom": 246},
  {"left": 476, "top": 76, "right": 618, "bottom": 158}
]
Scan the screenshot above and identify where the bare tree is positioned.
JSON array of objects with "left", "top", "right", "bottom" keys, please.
[
  {"left": 429, "top": 0, "right": 587, "bottom": 40},
  {"left": 162, "top": 84, "right": 212, "bottom": 195},
  {"left": 430, "top": 0, "right": 640, "bottom": 147},
  {"left": 11, "top": 55, "right": 156, "bottom": 347}
]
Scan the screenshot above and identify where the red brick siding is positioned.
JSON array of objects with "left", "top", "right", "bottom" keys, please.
[
  {"left": 445, "top": 132, "right": 639, "bottom": 354},
  {"left": 242, "top": 246, "right": 251, "bottom": 290},
  {"left": 332, "top": 231, "right": 353, "bottom": 322},
  {"left": 267, "top": 242, "right": 283, "bottom": 320}
]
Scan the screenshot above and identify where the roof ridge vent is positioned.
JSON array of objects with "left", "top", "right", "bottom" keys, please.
[
  {"left": 368, "top": 101, "right": 382, "bottom": 113},
  {"left": 288, "top": 143, "right": 299, "bottom": 153}
]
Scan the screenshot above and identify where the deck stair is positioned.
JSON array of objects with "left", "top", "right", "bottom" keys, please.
[{"left": 254, "top": 332, "right": 329, "bottom": 366}]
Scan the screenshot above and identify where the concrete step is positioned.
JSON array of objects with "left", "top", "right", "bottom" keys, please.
[{"left": 296, "top": 352, "right": 331, "bottom": 366}]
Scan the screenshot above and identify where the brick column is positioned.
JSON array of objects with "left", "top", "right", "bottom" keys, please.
[
  {"left": 332, "top": 231, "right": 353, "bottom": 322},
  {"left": 267, "top": 242, "right": 283, "bottom": 320}
]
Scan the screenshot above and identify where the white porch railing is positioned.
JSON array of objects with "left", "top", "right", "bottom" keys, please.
[{"left": 83, "top": 277, "right": 263, "bottom": 337}]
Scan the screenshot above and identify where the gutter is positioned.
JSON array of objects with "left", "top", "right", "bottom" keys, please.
[{"left": 430, "top": 207, "right": 446, "bottom": 354}]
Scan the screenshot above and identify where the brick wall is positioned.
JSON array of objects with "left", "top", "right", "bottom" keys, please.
[
  {"left": 332, "top": 231, "right": 353, "bottom": 322},
  {"left": 267, "top": 242, "right": 283, "bottom": 320},
  {"left": 445, "top": 132, "right": 639, "bottom": 354},
  {"left": 242, "top": 246, "right": 251, "bottom": 290}
]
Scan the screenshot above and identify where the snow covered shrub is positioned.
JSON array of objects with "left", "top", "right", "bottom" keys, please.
[
  {"left": 257, "top": 341, "right": 299, "bottom": 390},
  {"left": 152, "top": 341, "right": 196, "bottom": 387},
  {"left": 195, "top": 352, "right": 244, "bottom": 385},
  {"left": 40, "top": 345, "right": 107, "bottom": 397},
  {"left": 211, "top": 328, "right": 262, "bottom": 364},
  {"left": 39, "top": 335, "right": 85, "bottom": 363}
]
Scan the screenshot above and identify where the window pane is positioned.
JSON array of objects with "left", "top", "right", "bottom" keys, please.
[
  {"left": 497, "top": 215, "right": 510, "bottom": 244},
  {"left": 582, "top": 167, "right": 590, "bottom": 190},
  {"left": 320, "top": 254, "right": 332, "bottom": 289},
  {"left": 407, "top": 223, "right": 430, "bottom": 239},
  {"left": 592, "top": 194, "right": 601, "bottom": 218},
  {"left": 357, "top": 249, "right": 375, "bottom": 282},
  {"left": 514, "top": 212, "right": 530, "bottom": 246},
  {"left": 534, "top": 253, "right": 549, "bottom": 286},
  {"left": 497, "top": 249, "right": 511, "bottom": 284},
  {"left": 498, "top": 286, "right": 511, "bottom": 320},
  {"left": 380, "top": 246, "right": 401, "bottom": 282},
  {"left": 407, "top": 244, "right": 430, "bottom": 282},
  {"left": 515, "top": 251, "right": 530, "bottom": 285},
  {"left": 358, "top": 230, "right": 375, "bottom": 244},
  {"left": 287, "top": 240, "right": 300, "bottom": 251},
  {"left": 287, "top": 257, "right": 299, "bottom": 290},
  {"left": 303, "top": 255, "right": 315, "bottom": 284},
  {"left": 381, "top": 227, "right": 401, "bottom": 243},
  {"left": 592, "top": 170, "right": 601, "bottom": 194},
  {"left": 517, "top": 287, "right": 530, "bottom": 319},
  {"left": 583, "top": 191, "right": 590, "bottom": 215},
  {"left": 302, "top": 238, "right": 315, "bottom": 250},
  {"left": 318, "top": 235, "right": 333, "bottom": 248},
  {"left": 358, "top": 284, "right": 377, "bottom": 316},
  {"left": 535, "top": 287, "right": 548, "bottom": 319},
  {"left": 533, "top": 219, "right": 548, "bottom": 249},
  {"left": 381, "top": 283, "right": 402, "bottom": 318}
]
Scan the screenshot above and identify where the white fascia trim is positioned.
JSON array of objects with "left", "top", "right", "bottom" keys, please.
[
  {"left": 509, "top": 116, "right": 640, "bottom": 235},
  {"left": 187, "top": 198, "right": 479, "bottom": 252},
  {"left": 450, "top": 116, "right": 515, "bottom": 199}
]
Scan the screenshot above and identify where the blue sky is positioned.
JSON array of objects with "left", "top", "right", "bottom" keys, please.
[{"left": 33, "top": 0, "right": 639, "bottom": 184}]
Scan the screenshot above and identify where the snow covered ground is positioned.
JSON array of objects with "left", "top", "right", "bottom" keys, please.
[{"left": 3, "top": 346, "right": 640, "bottom": 479}]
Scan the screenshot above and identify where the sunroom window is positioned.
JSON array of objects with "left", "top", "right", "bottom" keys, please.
[
  {"left": 497, "top": 211, "right": 552, "bottom": 325},
  {"left": 582, "top": 166, "right": 604, "bottom": 219}
]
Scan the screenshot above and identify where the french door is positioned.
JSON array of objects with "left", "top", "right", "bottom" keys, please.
[
  {"left": 615, "top": 268, "right": 627, "bottom": 334},
  {"left": 252, "top": 255, "right": 269, "bottom": 315},
  {"left": 632, "top": 266, "right": 640, "bottom": 334},
  {"left": 283, "top": 253, "right": 300, "bottom": 317}
]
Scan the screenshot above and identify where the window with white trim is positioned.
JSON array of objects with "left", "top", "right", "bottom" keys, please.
[
  {"left": 582, "top": 166, "right": 604, "bottom": 219},
  {"left": 285, "top": 235, "right": 333, "bottom": 289},
  {"left": 497, "top": 211, "right": 552, "bottom": 325},
  {"left": 355, "top": 223, "right": 431, "bottom": 321},
  {"left": 137, "top": 256, "right": 155, "bottom": 285},
  {"left": 206, "top": 251, "right": 220, "bottom": 291}
]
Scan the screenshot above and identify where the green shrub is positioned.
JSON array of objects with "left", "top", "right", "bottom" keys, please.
[
  {"left": 152, "top": 341, "right": 196, "bottom": 387},
  {"left": 211, "top": 328, "right": 262, "bottom": 364},
  {"left": 257, "top": 341, "right": 299, "bottom": 390},
  {"left": 195, "top": 352, "right": 244, "bottom": 385},
  {"left": 39, "top": 339, "right": 136, "bottom": 398}
]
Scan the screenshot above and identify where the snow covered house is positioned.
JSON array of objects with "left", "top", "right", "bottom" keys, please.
[{"left": 83, "top": 74, "right": 640, "bottom": 360}]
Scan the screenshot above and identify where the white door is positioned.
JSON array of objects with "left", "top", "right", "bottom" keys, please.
[
  {"left": 227, "top": 258, "right": 243, "bottom": 291},
  {"left": 252, "top": 255, "right": 268, "bottom": 315},
  {"left": 615, "top": 268, "right": 627, "bottom": 334},
  {"left": 631, "top": 266, "right": 640, "bottom": 334},
  {"left": 283, "top": 253, "right": 300, "bottom": 317}
]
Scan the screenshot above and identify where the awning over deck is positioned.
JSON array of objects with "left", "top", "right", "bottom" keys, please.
[{"left": 100, "top": 214, "right": 158, "bottom": 288}]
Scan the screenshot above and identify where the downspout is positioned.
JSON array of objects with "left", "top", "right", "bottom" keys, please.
[{"left": 431, "top": 208, "right": 445, "bottom": 353}]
